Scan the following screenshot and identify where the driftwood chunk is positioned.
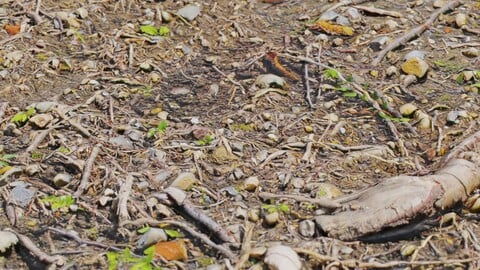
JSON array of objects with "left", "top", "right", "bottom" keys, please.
[{"left": 315, "top": 158, "right": 480, "bottom": 241}]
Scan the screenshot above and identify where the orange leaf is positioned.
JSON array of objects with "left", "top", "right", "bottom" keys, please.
[
  {"left": 153, "top": 240, "right": 188, "bottom": 261},
  {"left": 309, "top": 20, "right": 354, "bottom": 36},
  {"left": 4, "top": 24, "right": 21, "bottom": 35},
  {"left": 264, "top": 51, "right": 300, "bottom": 81}
]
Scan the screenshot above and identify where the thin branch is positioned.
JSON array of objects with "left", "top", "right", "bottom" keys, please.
[
  {"left": 7, "top": 229, "right": 65, "bottom": 266},
  {"left": 74, "top": 144, "right": 101, "bottom": 197}
]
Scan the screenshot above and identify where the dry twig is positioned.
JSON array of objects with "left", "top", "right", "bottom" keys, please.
[
  {"left": 74, "top": 144, "right": 101, "bottom": 197},
  {"left": 117, "top": 174, "right": 133, "bottom": 224},
  {"left": 7, "top": 229, "right": 65, "bottom": 266}
]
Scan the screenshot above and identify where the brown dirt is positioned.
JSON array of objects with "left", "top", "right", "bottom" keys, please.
[{"left": 1, "top": 0, "right": 480, "bottom": 269}]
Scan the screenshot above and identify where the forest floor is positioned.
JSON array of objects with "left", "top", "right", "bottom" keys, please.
[{"left": 1, "top": 0, "right": 480, "bottom": 269}]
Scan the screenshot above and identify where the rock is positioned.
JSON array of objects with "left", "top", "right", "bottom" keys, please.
[
  {"left": 404, "top": 50, "right": 426, "bottom": 60},
  {"left": 137, "top": 228, "right": 168, "bottom": 249},
  {"left": 255, "top": 74, "right": 286, "bottom": 89},
  {"left": 345, "top": 7, "right": 361, "bottom": 21},
  {"left": 401, "top": 57, "right": 429, "bottom": 78},
  {"left": 11, "top": 182, "right": 36, "bottom": 207},
  {"left": 75, "top": 7, "right": 88, "bottom": 19},
  {"left": 298, "top": 220, "right": 315, "bottom": 237},
  {"left": 169, "top": 172, "right": 197, "bottom": 190},
  {"left": 177, "top": 4, "right": 201, "bottom": 21},
  {"left": 24, "top": 164, "right": 41, "bottom": 176},
  {"left": 53, "top": 173, "right": 72, "bottom": 187},
  {"left": 319, "top": 10, "right": 339, "bottom": 21},
  {"left": 401, "top": 74, "right": 417, "bottom": 87},
  {"left": 369, "top": 36, "right": 390, "bottom": 51},
  {"left": 433, "top": 0, "right": 448, "bottom": 8},
  {"left": 170, "top": 87, "right": 190, "bottom": 96},
  {"left": 316, "top": 183, "right": 342, "bottom": 199},
  {"left": 264, "top": 245, "right": 302, "bottom": 270},
  {"left": 33, "top": 101, "right": 58, "bottom": 112},
  {"left": 462, "top": 48, "right": 479, "bottom": 58},
  {"left": 386, "top": 66, "right": 398, "bottom": 77},
  {"left": 413, "top": 111, "right": 430, "bottom": 129},
  {"left": 248, "top": 209, "right": 260, "bottom": 222},
  {"left": 235, "top": 207, "right": 247, "bottom": 219},
  {"left": 243, "top": 176, "right": 259, "bottom": 192},
  {"left": 161, "top": 11, "right": 173, "bottom": 22},
  {"left": 28, "top": 113, "right": 53, "bottom": 128},
  {"left": 384, "top": 19, "right": 399, "bottom": 30},
  {"left": 0, "top": 231, "right": 18, "bottom": 252},
  {"left": 264, "top": 211, "right": 280, "bottom": 226},
  {"left": 455, "top": 13, "right": 467, "bottom": 28},
  {"left": 446, "top": 110, "right": 468, "bottom": 124},
  {"left": 399, "top": 103, "right": 418, "bottom": 116},
  {"left": 109, "top": 136, "right": 134, "bottom": 149}
]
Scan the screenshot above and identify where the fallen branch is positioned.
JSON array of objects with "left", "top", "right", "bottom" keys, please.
[
  {"left": 233, "top": 222, "right": 254, "bottom": 270},
  {"left": 48, "top": 227, "right": 123, "bottom": 252},
  {"left": 74, "top": 144, "right": 101, "bottom": 197},
  {"left": 7, "top": 229, "right": 65, "bottom": 266},
  {"left": 371, "top": 0, "right": 461, "bottom": 66},
  {"left": 0, "top": 102, "right": 8, "bottom": 121},
  {"left": 164, "top": 187, "right": 236, "bottom": 243},
  {"left": 117, "top": 174, "right": 133, "bottom": 224}
]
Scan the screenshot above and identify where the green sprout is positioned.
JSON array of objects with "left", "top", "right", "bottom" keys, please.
[
  {"left": 106, "top": 247, "right": 160, "bottom": 270},
  {"left": 261, "top": 203, "right": 290, "bottom": 214},
  {"left": 40, "top": 195, "right": 75, "bottom": 211},
  {"left": 10, "top": 107, "right": 36, "bottom": 126},
  {"left": 194, "top": 134, "right": 213, "bottom": 146},
  {"left": 147, "top": 120, "right": 168, "bottom": 139}
]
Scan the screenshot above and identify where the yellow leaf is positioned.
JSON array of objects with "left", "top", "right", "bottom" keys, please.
[{"left": 309, "top": 20, "right": 354, "bottom": 36}]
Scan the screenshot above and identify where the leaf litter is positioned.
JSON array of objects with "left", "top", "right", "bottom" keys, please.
[{"left": 0, "top": 0, "right": 480, "bottom": 269}]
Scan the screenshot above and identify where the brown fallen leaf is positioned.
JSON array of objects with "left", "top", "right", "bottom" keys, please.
[
  {"left": 264, "top": 52, "right": 300, "bottom": 81},
  {"left": 309, "top": 20, "right": 354, "bottom": 36},
  {"left": 3, "top": 24, "right": 21, "bottom": 36},
  {"left": 153, "top": 239, "right": 188, "bottom": 261}
]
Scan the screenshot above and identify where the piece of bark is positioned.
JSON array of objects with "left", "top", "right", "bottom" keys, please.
[{"left": 315, "top": 158, "right": 480, "bottom": 241}]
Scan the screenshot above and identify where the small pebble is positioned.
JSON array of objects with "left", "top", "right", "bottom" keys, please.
[
  {"left": 264, "top": 211, "right": 280, "bottom": 226},
  {"left": 298, "top": 220, "right": 316, "bottom": 237}
]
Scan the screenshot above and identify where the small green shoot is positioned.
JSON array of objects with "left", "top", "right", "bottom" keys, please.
[
  {"left": 378, "top": 111, "right": 410, "bottom": 123},
  {"left": 158, "top": 26, "right": 170, "bottom": 36},
  {"left": 0, "top": 154, "right": 16, "bottom": 167},
  {"left": 40, "top": 195, "right": 75, "bottom": 211},
  {"left": 164, "top": 229, "right": 180, "bottom": 238},
  {"left": 56, "top": 146, "right": 70, "bottom": 154},
  {"left": 323, "top": 68, "right": 339, "bottom": 80},
  {"left": 106, "top": 247, "right": 159, "bottom": 270},
  {"left": 31, "top": 151, "right": 43, "bottom": 160},
  {"left": 261, "top": 203, "right": 290, "bottom": 214},
  {"left": 140, "top": 25, "right": 158, "bottom": 36},
  {"left": 10, "top": 107, "right": 36, "bottom": 125},
  {"left": 71, "top": 29, "right": 85, "bottom": 43},
  {"left": 137, "top": 226, "right": 150, "bottom": 234},
  {"left": 147, "top": 120, "right": 168, "bottom": 139},
  {"left": 195, "top": 134, "right": 214, "bottom": 146}
]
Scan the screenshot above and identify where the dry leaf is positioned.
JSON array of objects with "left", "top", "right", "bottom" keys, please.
[
  {"left": 3, "top": 24, "right": 21, "bottom": 35},
  {"left": 309, "top": 20, "right": 354, "bottom": 36},
  {"left": 153, "top": 239, "right": 188, "bottom": 261},
  {"left": 264, "top": 52, "right": 300, "bottom": 81}
]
